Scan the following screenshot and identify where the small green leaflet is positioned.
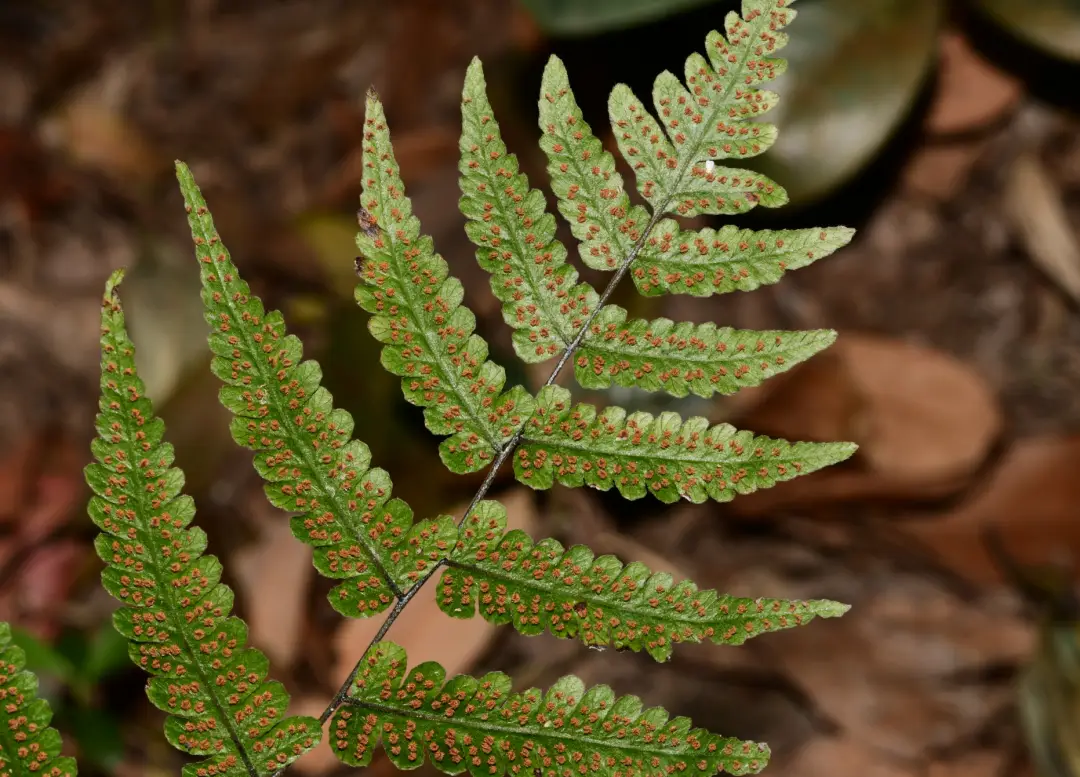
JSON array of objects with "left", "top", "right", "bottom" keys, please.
[
  {"left": 440, "top": 499, "right": 849, "bottom": 661},
  {"left": 175, "top": 161, "right": 455, "bottom": 617},
  {"left": 355, "top": 91, "right": 536, "bottom": 473},
  {"left": 0, "top": 622, "right": 77, "bottom": 777},
  {"left": 516, "top": 385, "right": 857, "bottom": 503},
  {"left": 459, "top": 58, "right": 599, "bottom": 363},
  {"left": 578, "top": 309, "right": 837, "bottom": 399},
  {"left": 87, "top": 269, "right": 320, "bottom": 777},
  {"left": 332, "top": 642, "right": 772, "bottom": 776}
]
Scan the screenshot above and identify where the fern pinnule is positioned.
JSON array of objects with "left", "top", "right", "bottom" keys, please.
[
  {"left": 175, "top": 162, "right": 457, "bottom": 617},
  {"left": 86, "top": 270, "right": 320, "bottom": 777},
  {"left": 331, "top": 642, "right": 771, "bottom": 776},
  {"left": 575, "top": 311, "right": 836, "bottom": 398},
  {"left": 0, "top": 623, "right": 77, "bottom": 777},
  {"left": 516, "top": 385, "right": 856, "bottom": 503},
  {"left": 460, "top": 58, "right": 599, "bottom": 364},
  {"left": 438, "top": 499, "right": 848, "bottom": 662},
  {"left": 356, "top": 94, "right": 537, "bottom": 475},
  {"left": 629, "top": 222, "right": 854, "bottom": 298}
]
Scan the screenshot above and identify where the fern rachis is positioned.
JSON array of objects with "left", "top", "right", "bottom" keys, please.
[{"left": 52, "top": 1, "right": 859, "bottom": 775}]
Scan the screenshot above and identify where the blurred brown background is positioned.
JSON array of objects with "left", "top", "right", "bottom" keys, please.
[{"left": 2, "top": 1, "right": 1080, "bottom": 776}]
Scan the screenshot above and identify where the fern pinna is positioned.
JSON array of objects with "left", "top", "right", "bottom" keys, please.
[
  {"left": 68, "top": 1, "right": 856, "bottom": 775},
  {"left": 0, "top": 623, "right": 77, "bottom": 777},
  {"left": 86, "top": 272, "right": 322, "bottom": 777}
]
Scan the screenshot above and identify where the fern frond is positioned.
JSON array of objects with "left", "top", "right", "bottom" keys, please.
[
  {"left": 438, "top": 499, "right": 847, "bottom": 661},
  {"left": 175, "top": 162, "right": 457, "bottom": 617},
  {"left": 86, "top": 269, "right": 320, "bottom": 777},
  {"left": 611, "top": 2, "right": 797, "bottom": 217},
  {"left": 576, "top": 310, "right": 835, "bottom": 398},
  {"left": 0, "top": 623, "right": 77, "bottom": 777},
  {"left": 460, "top": 58, "right": 599, "bottom": 364},
  {"left": 540, "top": 2, "right": 850, "bottom": 295},
  {"left": 515, "top": 386, "right": 855, "bottom": 503},
  {"left": 331, "top": 642, "right": 771, "bottom": 776},
  {"left": 630, "top": 223, "right": 854, "bottom": 297},
  {"left": 356, "top": 92, "right": 537, "bottom": 473}
]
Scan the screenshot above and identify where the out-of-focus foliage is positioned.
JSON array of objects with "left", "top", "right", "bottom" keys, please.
[
  {"left": 751, "top": 0, "right": 942, "bottom": 203},
  {"left": 517, "top": 0, "right": 719, "bottom": 36},
  {"left": 976, "top": 0, "right": 1080, "bottom": 62}
]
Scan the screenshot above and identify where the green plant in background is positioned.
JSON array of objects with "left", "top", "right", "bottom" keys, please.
[
  {"left": 29, "top": 1, "right": 860, "bottom": 775},
  {"left": 518, "top": 0, "right": 1080, "bottom": 206}
]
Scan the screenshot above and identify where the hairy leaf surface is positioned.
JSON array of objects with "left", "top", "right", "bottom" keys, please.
[
  {"left": 578, "top": 309, "right": 836, "bottom": 398},
  {"left": 176, "top": 162, "right": 455, "bottom": 618},
  {"left": 86, "top": 270, "right": 320, "bottom": 777},
  {"left": 356, "top": 92, "right": 536, "bottom": 472},
  {"left": 439, "top": 500, "right": 847, "bottom": 661},
  {"left": 460, "top": 58, "right": 599, "bottom": 363},
  {"left": 0, "top": 623, "right": 77, "bottom": 777},
  {"left": 331, "top": 642, "right": 771, "bottom": 776},
  {"left": 516, "top": 386, "right": 856, "bottom": 503},
  {"left": 631, "top": 223, "right": 854, "bottom": 297}
]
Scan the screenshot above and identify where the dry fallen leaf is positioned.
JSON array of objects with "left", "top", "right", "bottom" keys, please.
[
  {"left": 734, "top": 333, "right": 1001, "bottom": 514},
  {"left": 232, "top": 485, "right": 316, "bottom": 669},
  {"left": 898, "top": 435, "right": 1080, "bottom": 585},
  {"left": 783, "top": 735, "right": 913, "bottom": 777},
  {"left": 902, "top": 141, "right": 992, "bottom": 203},
  {"left": 1004, "top": 151, "right": 1080, "bottom": 305},
  {"left": 773, "top": 578, "right": 1027, "bottom": 761},
  {"left": 925, "top": 33, "right": 1021, "bottom": 136},
  {"left": 926, "top": 751, "right": 1007, "bottom": 777},
  {"left": 40, "top": 84, "right": 164, "bottom": 190}
]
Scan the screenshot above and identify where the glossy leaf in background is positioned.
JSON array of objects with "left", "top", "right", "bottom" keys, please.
[
  {"left": 976, "top": 0, "right": 1080, "bottom": 62},
  {"left": 517, "top": 0, "right": 719, "bottom": 37},
  {"left": 752, "top": 0, "right": 943, "bottom": 205}
]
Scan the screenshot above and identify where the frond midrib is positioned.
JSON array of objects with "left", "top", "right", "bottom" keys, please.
[
  {"left": 115, "top": 411, "right": 259, "bottom": 776},
  {"left": 344, "top": 698, "right": 711, "bottom": 761},
  {"left": 446, "top": 558, "right": 755, "bottom": 631},
  {"left": 521, "top": 424, "right": 827, "bottom": 468}
]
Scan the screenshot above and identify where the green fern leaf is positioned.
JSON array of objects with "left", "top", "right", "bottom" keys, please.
[
  {"left": 331, "top": 642, "right": 771, "bottom": 776},
  {"left": 86, "top": 269, "right": 321, "bottom": 777},
  {"left": 609, "top": 1, "right": 798, "bottom": 217},
  {"left": 438, "top": 499, "right": 847, "bottom": 661},
  {"left": 539, "top": 56, "right": 650, "bottom": 272},
  {"left": 577, "top": 310, "right": 835, "bottom": 398},
  {"left": 539, "top": 25, "right": 851, "bottom": 293},
  {"left": 0, "top": 623, "right": 77, "bottom": 777},
  {"left": 611, "top": 79, "right": 787, "bottom": 218},
  {"left": 460, "top": 58, "right": 599, "bottom": 363},
  {"left": 631, "top": 223, "right": 854, "bottom": 297},
  {"left": 515, "top": 385, "right": 855, "bottom": 503},
  {"left": 174, "top": 162, "right": 457, "bottom": 617},
  {"left": 538, "top": 56, "right": 649, "bottom": 273},
  {"left": 356, "top": 91, "right": 536, "bottom": 472}
]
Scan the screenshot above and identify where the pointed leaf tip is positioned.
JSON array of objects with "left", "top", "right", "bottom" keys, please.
[{"left": 103, "top": 268, "right": 126, "bottom": 298}]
